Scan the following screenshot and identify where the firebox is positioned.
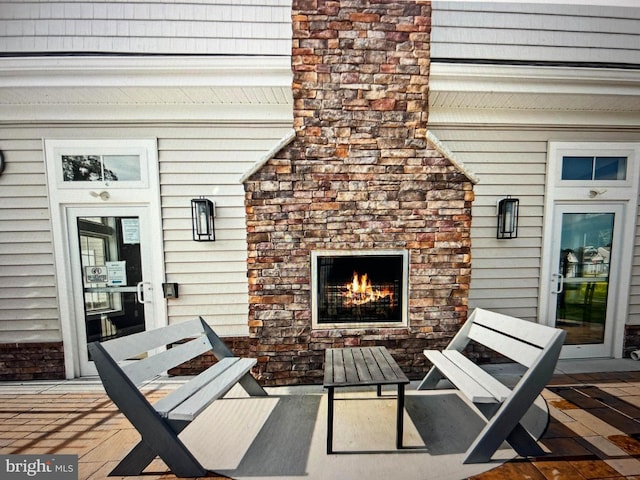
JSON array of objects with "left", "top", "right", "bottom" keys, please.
[{"left": 311, "top": 250, "right": 409, "bottom": 327}]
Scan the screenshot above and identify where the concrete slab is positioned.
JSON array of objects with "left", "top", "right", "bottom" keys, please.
[{"left": 180, "top": 389, "right": 548, "bottom": 480}]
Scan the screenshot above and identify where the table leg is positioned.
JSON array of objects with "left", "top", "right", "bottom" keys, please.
[
  {"left": 327, "top": 387, "right": 334, "bottom": 454},
  {"left": 377, "top": 384, "right": 382, "bottom": 397},
  {"left": 396, "top": 384, "right": 405, "bottom": 449}
]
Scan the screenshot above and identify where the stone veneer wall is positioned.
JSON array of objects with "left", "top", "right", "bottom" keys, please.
[{"left": 243, "top": 0, "right": 474, "bottom": 386}]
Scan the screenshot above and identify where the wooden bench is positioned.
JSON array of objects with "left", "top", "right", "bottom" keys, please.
[
  {"left": 88, "top": 316, "right": 267, "bottom": 477},
  {"left": 418, "top": 308, "right": 566, "bottom": 464}
]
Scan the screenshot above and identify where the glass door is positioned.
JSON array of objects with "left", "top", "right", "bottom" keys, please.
[
  {"left": 548, "top": 204, "right": 623, "bottom": 358},
  {"left": 67, "top": 207, "right": 158, "bottom": 375}
]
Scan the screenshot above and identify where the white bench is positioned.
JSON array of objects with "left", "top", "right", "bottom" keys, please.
[
  {"left": 418, "top": 308, "right": 566, "bottom": 464},
  {"left": 88, "top": 317, "right": 267, "bottom": 477}
]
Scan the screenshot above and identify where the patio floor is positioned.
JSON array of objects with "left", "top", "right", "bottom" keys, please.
[{"left": 2, "top": 359, "right": 640, "bottom": 480}]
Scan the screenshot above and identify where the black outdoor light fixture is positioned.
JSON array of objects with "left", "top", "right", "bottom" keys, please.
[
  {"left": 191, "top": 197, "right": 216, "bottom": 241},
  {"left": 497, "top": 196, "right": 519, "bottom": 239}
]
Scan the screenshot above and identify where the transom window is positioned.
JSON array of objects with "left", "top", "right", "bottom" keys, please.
[
  {"left": 46, "top": 140, "right": 152, "bottom": 191},
  {"left": 561, "top": 156, "right": 627, "bottom": 181},
  {"left": 62, "top": 155, "right": 141, "bottom": 183}
]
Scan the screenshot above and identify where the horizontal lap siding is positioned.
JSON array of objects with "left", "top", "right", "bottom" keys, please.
[
  {"left": 429, "top": 128, "right": 640, "bottom": 324},
  {"left": 0, "top": 123, "right": 290, "bottom": 342},
  {"left": 157, "top": 125, "right": 292, "bottom": 336},
  {"left": 0, "top": 1, "right": 292, "bottom": 55},
  {"left": 432, "top": 1, "right": 640, "bottom": 65},
  {"left": 0, "top": 136, "right": 59, "bottom": 342}
]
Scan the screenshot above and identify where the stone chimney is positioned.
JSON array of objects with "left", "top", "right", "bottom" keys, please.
[{"left": 242, "top": 0, "right": 475, "bottom": 386}]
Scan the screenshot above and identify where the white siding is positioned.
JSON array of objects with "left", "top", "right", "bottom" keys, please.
[
  {"left": 429, "top": 127, "right": 640, "bottom": 324},
  {"left": 158, "top": 125, "right": 291, "bottom": 334},
  {"left": 432, "top": 1, "right": 640, "bottom": 65},
  {"left": 0, "top": 135, "right": 60, "bottom": 342},
  {"left": 0, "top": 0, "right": 292, "bottom": 56},
  {"left": 0, "top": 123, "right": 290, "bottom": 342}
]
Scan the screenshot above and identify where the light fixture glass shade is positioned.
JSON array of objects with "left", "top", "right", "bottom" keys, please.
[
  {"left": 191, "top": 197, "right": 215, "bottom": 241},
  {"left": 497, "top": 196, "right": 519, "bottom": 239}
]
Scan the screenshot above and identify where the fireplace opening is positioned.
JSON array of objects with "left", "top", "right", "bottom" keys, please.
[{"left": 312, "top": 250, "right": 408, "bottom": 326}]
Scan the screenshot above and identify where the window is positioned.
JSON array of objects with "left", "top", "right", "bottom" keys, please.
[
  {"left": 561, "top": 156, "right": 627, "bottom": 181},
  {"left": 80, "top": 233, "right": 112, "bottom": 312},
  {"left": 62, "top": 155, "right": 141, "bottom": 183},
  {"left": 79, "top": 217, "right": 123, "bottom": 316},
  {"left": 46, "top": 139, "right": 152, "bottom": 191}
]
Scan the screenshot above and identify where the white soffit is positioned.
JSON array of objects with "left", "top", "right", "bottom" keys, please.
[
  {"left": 0, "top": 56, "right": 293, "bottom": 123},
  {"left": 429, "top": 63, "right": 640, "bottom": 126}
]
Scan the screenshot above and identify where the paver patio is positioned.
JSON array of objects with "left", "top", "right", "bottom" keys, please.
[{"left": 3, "top": 361, "right": 640, "bottom": 480}]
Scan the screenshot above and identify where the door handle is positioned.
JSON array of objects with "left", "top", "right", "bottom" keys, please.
[
  {"left": 136, "top": 282, "right": 152, "bottom": 304},
  {"left": 551, "top": 273, "right": 564, "bottom": 294}
]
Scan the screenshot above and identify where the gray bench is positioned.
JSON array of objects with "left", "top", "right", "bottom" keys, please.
[
  {"left": 88, "top": 316, "right": 267, "bottom": 477},
  {"left": 418, "top": 307, "right": 566, "bottom": 464}
]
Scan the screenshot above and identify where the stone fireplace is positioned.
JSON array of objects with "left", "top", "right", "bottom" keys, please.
[{"left": 242, "top": 0, "right": 476, "bottom": 386}]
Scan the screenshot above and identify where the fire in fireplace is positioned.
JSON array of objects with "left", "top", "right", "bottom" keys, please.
[{"left": 312, "top": 250, "right": 408, "bottom": 326}]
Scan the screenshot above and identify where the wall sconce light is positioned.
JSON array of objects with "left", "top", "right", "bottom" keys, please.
[
  {"left": 497, "top": 196, "right": 519, "bottom": 239},
  {"left": 191, "top": 197, "right": 215, "bottom": 241}
]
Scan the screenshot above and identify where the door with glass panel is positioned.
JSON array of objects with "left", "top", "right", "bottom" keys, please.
[
  {"left": 68, "top": 207, "right": 156, "bottom": 376},
  {"left": 548, "top": 204, "right": 623, "bottom": 358}
]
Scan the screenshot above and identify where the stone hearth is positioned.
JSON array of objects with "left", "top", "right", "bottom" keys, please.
[{"left": 242, "top": 0, "right": 475, "bottom": 386}]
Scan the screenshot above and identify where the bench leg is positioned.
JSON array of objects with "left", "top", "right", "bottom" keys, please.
[
  {"left": 506, "top": 423, "right": 547, "bottom": 458},
  {"left": 327, "top": 387, "right": 335, "bottom": 454},
  {"left": 239, "top": 372, "right": 268, "bottom": 396},
  {"left": 417, "top": 366, "right": 444, "bottom": 390},
  {"left": 109, "top": 436, "right": 207, "bottom": 478},
  {"left": 110, "top": 440, "right": 157, "bottom": 476}
]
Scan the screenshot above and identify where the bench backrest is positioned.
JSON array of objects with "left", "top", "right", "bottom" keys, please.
[
  {"left": 92, "top": 317, "right": 231, "bottom": 386},
  {"left": 449, "top": 308, "right": 566, "bottom": 368}
]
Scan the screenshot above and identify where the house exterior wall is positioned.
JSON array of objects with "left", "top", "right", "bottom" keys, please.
[
  {"left": 0, "top": 1, "right": 292, "bottom": 55},
  {"left": 427, "top": 127, "right": 640, "bottom": 327},
  {"left": 0, "top": 0, "right": 294, "bottom": 379},
  {"left": 428, "top": 1, "right": 640, "bottom": 359},
  {"left": 0, "top": 134, "right": 58, "bottom": 343},
  {"left": 0, "top": 123, "right": 290, "bottom": 379},
  {"left": 431, "top": 1, "right": 640, "bottom": 65},
  {"left": 1, "top": 1, "right": 640, "bottom": 378}
]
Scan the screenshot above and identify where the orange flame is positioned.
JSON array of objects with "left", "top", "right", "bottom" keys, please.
[{"left": 342, "top": 272, "right": 394, "bottom": 307}]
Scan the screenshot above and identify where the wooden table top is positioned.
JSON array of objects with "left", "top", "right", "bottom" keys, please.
[{"left": 323, "top": 346, "right": 409, "bottom": 388}]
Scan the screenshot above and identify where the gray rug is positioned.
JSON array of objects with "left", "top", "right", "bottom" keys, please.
[{"left": 180, "top": 390, "right": 549, "bottom": 480}]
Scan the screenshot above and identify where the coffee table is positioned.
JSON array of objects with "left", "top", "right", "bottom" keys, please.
[{"left": 323, "top": 346, "right": 410, "bottom": 453}]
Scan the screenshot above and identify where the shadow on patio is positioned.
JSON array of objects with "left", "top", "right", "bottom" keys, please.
[{"left": 2, "top": 359, "right": 640, "bottom": 480}]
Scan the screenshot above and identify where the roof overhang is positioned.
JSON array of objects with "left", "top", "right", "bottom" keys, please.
[
  {"left": 429, "top": 63, "right": 640, "bottom": 127},
  {"left": 0, "top": 55, "right": 293, "bottom": 123}
]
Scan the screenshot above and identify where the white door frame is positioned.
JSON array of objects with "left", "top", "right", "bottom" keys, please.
[
  {"left": 540, "top": 142, "right": 640, "bottom": 358},
  {"left": 546, "top": 203, "right": 624, "bottom": 358},
  {"left": 67, "top": 206, "right": 163, "bottom": 375},
  {"left": 44, "top": 138, "right": 166, "bottom": 378}
]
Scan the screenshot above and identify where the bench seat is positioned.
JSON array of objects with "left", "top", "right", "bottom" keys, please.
[
  {"left": 156, "top": 357, "right": 257, "bottom": 421},
  {"left": 424, "top": 350, "right": 511, "bottom": 404}
]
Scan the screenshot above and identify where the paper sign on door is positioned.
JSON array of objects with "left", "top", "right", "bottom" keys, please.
[
  {"left": 85, "top": 266, "right": 108, "bottom": 283},
  {"left": 106, "top": 261, "right": 127, "bottom": 286}
]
